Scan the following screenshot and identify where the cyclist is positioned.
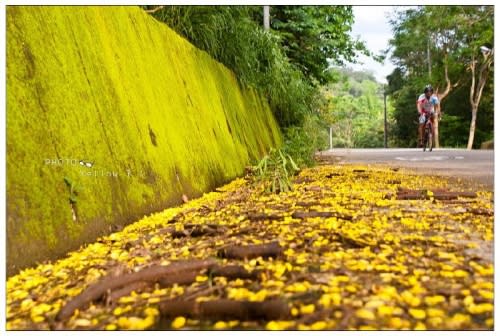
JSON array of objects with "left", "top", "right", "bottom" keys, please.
[{"left": 417, "top": 84, "right": 440, "bottom": 147}]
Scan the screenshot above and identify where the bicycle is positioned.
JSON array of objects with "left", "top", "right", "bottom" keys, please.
[{"left": 422, "top": 114, "right": 433, "bottom": 152}]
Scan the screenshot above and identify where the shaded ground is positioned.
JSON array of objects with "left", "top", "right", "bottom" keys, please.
[{"left": 6, "top": 165, "right": 493, "bottom": 330}]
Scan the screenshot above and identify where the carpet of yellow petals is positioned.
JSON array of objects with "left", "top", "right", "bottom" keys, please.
[{"left": 6, "top": 165, "right": 493, "bottom": 330}]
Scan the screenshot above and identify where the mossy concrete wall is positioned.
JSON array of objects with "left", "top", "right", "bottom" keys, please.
[{"left": 7, "top": 6, "right": 281, "bottom": 274}]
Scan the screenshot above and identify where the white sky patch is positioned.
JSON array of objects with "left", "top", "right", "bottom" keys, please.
[{"left": 347, "top": 6, "right": 398, "bottom": 84}]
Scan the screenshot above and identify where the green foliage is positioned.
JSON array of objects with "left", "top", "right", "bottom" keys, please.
[
  {"left": 270, "top": 6, "right": 369, "bottom": 84},
  {"left": 439, "top": 82, "right": 494, "bottom": 148},
  {"left": 252, "top": 148, "right": 300, "bottom": 194},
  {"left": 387, "top": 5, "right": 494, "bottom": 148},
  {"left": 389, "top": 82, "right": 421, "bottom": 147},
  {"left": 324, "top": 68, "right": 390, "bottom": 148},
  {"left": 282, "top": 114, "right": 328, "bottom": 168},
  {"left": 439, "top": 114, "right": 469, "bottom": 147}
]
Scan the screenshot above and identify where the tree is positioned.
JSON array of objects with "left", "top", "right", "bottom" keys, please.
[
  {"left": 455, "top": 6, "right": 495, "bottom": 149},
  {"left": 468, "top": 48, "right": 494, "bottom": 149},
  {"left": 388, "top": 6, "right": 464, "bottom": 147},
  {"left": 387, "top": 5, "right": 493, "bottom": 149},
  {"left": 269, "top": 6, "right": 369, "bottom": 84}
]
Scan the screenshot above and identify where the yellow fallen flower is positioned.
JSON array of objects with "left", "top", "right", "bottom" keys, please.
[
  {"left": 171, "top": 316, "right": 186, "bottom": 329},
  {"left": 356, "top": 309, "right": 376, "bottom": 320},
  {"left": 408, "top": 308, "right": 426, "bottom": 320}
]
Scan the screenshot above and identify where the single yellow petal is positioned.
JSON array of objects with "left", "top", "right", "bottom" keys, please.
[
  {"left": 171, "top": 316, "right": 186, "bottom": 329},
  {"left": 426, "top": 308, "right": 445, "bottom": 318},
  {"left": 196, "top": 275, "right": 208, "bottom": 282},
  {"left": 377, "top": 305, "right": 394, "bottom": 317},
  {"left": 105, "top": 324, "right": 117, "bottom": 331},
  {"left": 356, "top": 309, "right": 375, "bottom": 320},
  {"left": 310, "top": 321, "right": 327, "bottom": 330},
  {"left": 214, "top": 321, "right": 228, "bottom": 330},
  {"left": 300, "top": 304, "right": 315, "bottom": 315},
  {"left": 388, "top": 317, "right": 403, "bottom": 329},
  {"left": 424, "top": 295, "right": 446, "bottom": 306},
  {"left": 408, "top": 309, "right": 426, "bottom": 320},
  {"left": 414, "top": 322, "right": 426, "bottom": 330}
]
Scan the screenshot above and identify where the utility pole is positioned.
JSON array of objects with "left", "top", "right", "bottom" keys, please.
[
  {"left": 383, "top": 86, "right": 388, "bottom": 148},
  {"left": 427, "top": 37, "right": 432, "bottom": 80},
  {"left": 329, "top": 126, "right": 333, "bottom": 150},
  {"left": 263, "top": 6, "right": 270, "bottom": 30}
]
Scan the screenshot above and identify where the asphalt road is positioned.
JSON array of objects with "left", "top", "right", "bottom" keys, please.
[{"left": 319, "top": 148, "right": 494, "bottom": 190}]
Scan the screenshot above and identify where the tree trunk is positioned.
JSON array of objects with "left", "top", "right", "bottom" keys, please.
[
  {"left": 435, "top": 51, "right": 461, "bottom": 148},
  {"left": 467, "top": 106, "right": 478, "bottom": 150},
  {"left": 467, "top": 49, "right": 493, "bottom": 150},
  {"left": 427, "top": 37, "right": 432, "bottom": 80},
  {"left": 434, "top": 117, "right": 440, "bottom": 148},
  {"left": 263, "top": 6, "right": 270, "bottom": 30}
]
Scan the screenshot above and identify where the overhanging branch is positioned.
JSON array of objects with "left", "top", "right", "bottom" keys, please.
[{"left": 145, "top": 5, "right": 165, "bottom": 14}]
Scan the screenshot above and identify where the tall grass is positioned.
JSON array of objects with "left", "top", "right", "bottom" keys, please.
[{"left": 146, "top": 6, "right": 316, "bottom": 128}]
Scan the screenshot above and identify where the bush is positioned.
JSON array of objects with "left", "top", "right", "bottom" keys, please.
[
  {"left": 282, "top": 114, "right": 328, "bottom": 167},
  {"left": 252, "top": 148, "right": 300, "bottom": 193}
]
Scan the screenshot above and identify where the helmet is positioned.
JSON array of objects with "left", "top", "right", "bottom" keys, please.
[{"left": 424, "top": 84, "right": 434, "bottom": 94}]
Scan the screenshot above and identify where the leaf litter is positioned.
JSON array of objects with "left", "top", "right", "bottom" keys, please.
[{"left": 6, "top": 165, "right": 493, "bottom": 330}]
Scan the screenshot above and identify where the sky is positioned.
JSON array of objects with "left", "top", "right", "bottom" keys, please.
[{"left": 347, "top": 6, "right": 398, "bottom": 84}]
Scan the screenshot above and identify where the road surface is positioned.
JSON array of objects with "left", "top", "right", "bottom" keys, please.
[{"left": 319, "top": 148, "right": 494, "bottom": 190}]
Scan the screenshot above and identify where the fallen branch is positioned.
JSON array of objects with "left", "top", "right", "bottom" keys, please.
[
  {"left": 218, "top": 241, "right": 282, "bottom": 260},
  {"left": 171, "top": 224, "right": 223, "bottom": 238},
  {"left": 394, "top": 192, "right": 426, "bottom": 200},
  {"left": 181, "top": 285, "right": 224, "bottom": 301},
  {"left": 295, "top": 201, "right": 322, "bottom": 207},
  {"left": 467, "top": 208, "right": 493, "bottom": 216},
  {"left": 293, "top": 177, "right": 314, "bottom": 184},
  {"left": 397, "top": 187, "right": 448, "bottom": 193},
  {"left": 386, "top": 189, "right": 478, "bottom": 200},
  {"left": 289, "top": 290, "right": 323, "bottom": 304},
  {"left": 160, "top": 299, "right": 290, "bottom": 321},
  {"left": 56, "top": 259, "right": 216, "bottom": 321},
  {"left": 438, "top": 199, "right": 477, "bottom": 204},
  {"left": 158, "top": 271, "right": 199, "bottom": 287},
  {"left": 210, "top": 265, "right": 260, "bottom": 280},
  {"left": 337, "top": 234, "right": 370, "bottom": 248},
  {"left": 107, "top": 281, "right": 151, "bottom": 303},
  {"left": 227, "top": 227, "right": 255, "bottom": 237},
  {"left": 304, "top": 186, "right": 323, "bottom": 192},
  {"left": 292, "top": 211, "right": 353, "bottom": 221},
  {"left": 434, "top": 192, "right": 477, "bottom": 200},
  {"left": 247, "top": 213, "right": 284, "bottom": 221}
]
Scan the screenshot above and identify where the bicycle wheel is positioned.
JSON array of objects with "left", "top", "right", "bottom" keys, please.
[
  {"left": 428, "top": 127, "right": 433, "bottom": 152},
  {"left": 423, "top": 127, "right": 428, "bottom": 152}
]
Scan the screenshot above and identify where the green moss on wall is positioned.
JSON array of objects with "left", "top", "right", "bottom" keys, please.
[{"left": 6, "top": 6, "right": 281, "bottom": 275}]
